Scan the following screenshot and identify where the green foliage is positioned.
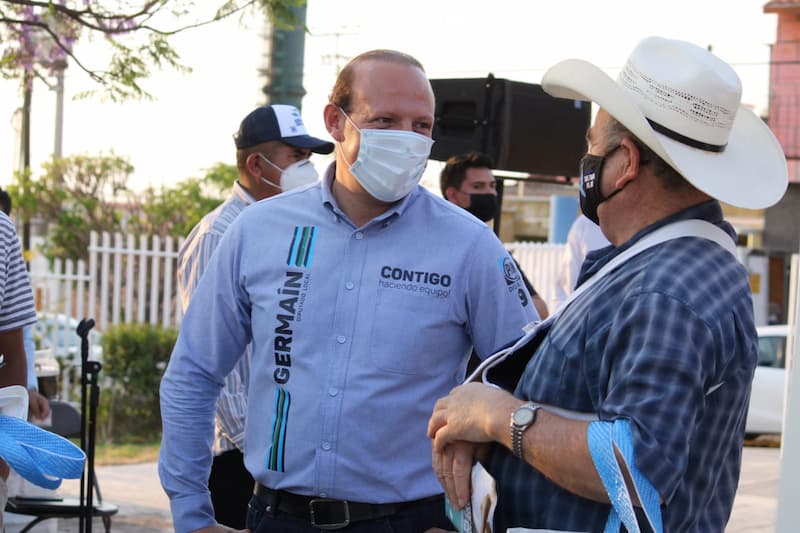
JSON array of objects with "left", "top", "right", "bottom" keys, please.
[
  {"left": 98, "top": 322, "right": 178, "bottom": 443},
  {"left": 9, "top": 153, "right": 230, "bottom": 261},
  {"left": 8, "top": 152, "right": 133, "bottom": 260},
  {"left": 127, "top": 163, "right": 231, "bottom": 239},
  {"left": 0, "top": 0, "right": 307, "bottom": 101}
]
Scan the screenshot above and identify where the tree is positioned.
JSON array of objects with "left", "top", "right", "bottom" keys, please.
[
  {"left": 0, "top": 0, "right": 305, "bottom": 101},
  {"left": 8, "top": 153, "right": 231, "bottom": 261},
  {"left": 126, "top": 162, "right": 233, "bottom": 239},
  {"left": 9, "top": 152, "right": 134, "bottom": 259}
]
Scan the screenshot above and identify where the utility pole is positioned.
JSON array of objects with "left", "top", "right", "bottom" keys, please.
[
  {"left": 53, "top": 58, "right": 67, "bottom": 159},
  {"left": 261, "top": 4, "right": 308, "bottom": 110},
  {"left": 20, "top": 71, "right": 32, "bottom": 257},
  {"left": 318, "top": 28, "right": 357, "bottom": 75}
]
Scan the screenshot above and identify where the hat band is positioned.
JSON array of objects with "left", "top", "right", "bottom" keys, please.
[{"left": 646, "top": 119, "right": 727, "bottom": 153}]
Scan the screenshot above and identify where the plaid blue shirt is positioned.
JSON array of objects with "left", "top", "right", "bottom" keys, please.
[{"left": 486, "top": 201, "right": 757, "bottom": 532}]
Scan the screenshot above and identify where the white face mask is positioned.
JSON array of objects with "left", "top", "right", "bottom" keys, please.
[
  {"left": 339, "top": 109, "right": 434, "bottom": 203},
  {"left": 259, "top": 154, "right": 320, "bottom": 191}
]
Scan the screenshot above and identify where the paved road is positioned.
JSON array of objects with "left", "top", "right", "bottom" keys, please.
[
  {"left": 4, "top": 445, "right": 783, "bottom": 532},
  {"left": 4, "top": 462, "right": 172, "bottom": 533}
]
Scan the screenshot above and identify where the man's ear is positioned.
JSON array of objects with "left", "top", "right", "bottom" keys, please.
[
  {"left": 444, "top": 186, "right": 459, "bottom": 203},
  {"left": 615, "top": 137, "right": 643, "bottom": 189},
  {"left": 323, "top": 103, "right": 345, "bottom": 142},
  {"left": 245, "top": 152, "right": 262, "bottom": 177}
]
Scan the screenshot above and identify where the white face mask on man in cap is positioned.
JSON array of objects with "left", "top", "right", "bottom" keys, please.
[{"left": 258, "top": 154, "right": 320, "bottom": 191}]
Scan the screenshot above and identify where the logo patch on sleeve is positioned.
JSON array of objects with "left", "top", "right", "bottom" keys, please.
[{"left": 500, "top": 256, "right": 521, "bottom": 286}]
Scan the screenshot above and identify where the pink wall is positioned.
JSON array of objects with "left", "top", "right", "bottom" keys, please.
[{"left": 766, "top": 2, "right": 800, "bottom": 182}]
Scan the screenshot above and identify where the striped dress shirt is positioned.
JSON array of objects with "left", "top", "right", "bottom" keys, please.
[
  {"left": 0, "top": 212, "right": 36, "bottom": 334},
  {"left": 177, "top": 182, "right": 254, "bottom": 454}
]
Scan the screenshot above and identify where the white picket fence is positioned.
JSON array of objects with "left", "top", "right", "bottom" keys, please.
[
  {"left": 29, "top": 231, "right": 185, "bottom": 333},
  {"left": 506, "top": 241, "right": 566, "bottom": 311}
]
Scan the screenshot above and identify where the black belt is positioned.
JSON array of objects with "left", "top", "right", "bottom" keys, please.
[{"left": 254, "top": 484, "right": 443, "bottom": 530}]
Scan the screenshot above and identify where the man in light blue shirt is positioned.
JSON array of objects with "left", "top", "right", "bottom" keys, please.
[
  {"left": 159, "top": 49, "right": 537, "bottom": 533},
  {"left": 177, "top": 104, "right": 333, "bottom": 530}
]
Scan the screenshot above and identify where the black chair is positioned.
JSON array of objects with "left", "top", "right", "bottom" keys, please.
[{"left": 5, "top": 319, "right": 118, "bottom": 533}]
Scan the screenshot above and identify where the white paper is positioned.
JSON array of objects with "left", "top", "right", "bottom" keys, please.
[{"left": 470, "top": 462, "right": 497, "bottom": 533}]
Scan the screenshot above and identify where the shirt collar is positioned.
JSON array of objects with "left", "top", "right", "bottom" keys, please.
[
  {"left": 232, "top": 180, "right": 257, "bottom": 205},
  {"left": 320, "top": 162, "right": 422, "bottom": 227},
  {"left": 578, "top": 200, "right": 733, "bottom": 286}
]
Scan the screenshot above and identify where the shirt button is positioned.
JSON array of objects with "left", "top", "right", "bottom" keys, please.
[
  {"left": 355, "top": 232, "right": 364, "bottom": 240},
  {"left": 328, "top": 387, "right": 338, "bottom": 397},
  {"left": 337, "top": 335, "right": 346, "bottom": 344},
  {"left": 322, "top": 442, "right": 331, "bottom": 451},
  {"left": 345, "top": 282, "right": 354, "bottom": 290}
]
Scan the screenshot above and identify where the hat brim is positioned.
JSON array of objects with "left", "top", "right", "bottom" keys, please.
[
  {"left": 282, "top": 134, "right": 335, "bottom": 155},
  {"left": 542, "top": 59, "right": 788, "bottom": 209}
]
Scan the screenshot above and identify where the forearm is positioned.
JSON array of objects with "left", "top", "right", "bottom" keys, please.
[
  {"left": 0, "top": 328, "right": 28, "bottom": 388},
  {"left": 159, "top": 355, "right": 220, "bottom": 532},
  {"left": 483, "top": 397, "right": 610, "bottom": 503}
]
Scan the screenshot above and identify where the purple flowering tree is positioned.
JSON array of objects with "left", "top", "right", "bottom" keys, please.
[{"left": 0, "top": 0, "right": 303, "bottom": 100}]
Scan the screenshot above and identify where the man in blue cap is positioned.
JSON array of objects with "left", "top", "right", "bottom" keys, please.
[{"left": 176, "top": 104, "right": 333, "bottom": 530}]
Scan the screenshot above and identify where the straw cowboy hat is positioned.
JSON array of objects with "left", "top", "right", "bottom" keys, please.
[{"left": 542, "top": 36, "right": 788, "bottom": 209}]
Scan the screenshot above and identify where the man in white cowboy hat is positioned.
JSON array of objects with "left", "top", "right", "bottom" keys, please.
[{"left": 426, "top": 36, "right": 788, "bottom": 532}]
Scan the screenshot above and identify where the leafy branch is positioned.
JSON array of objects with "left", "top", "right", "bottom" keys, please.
[{"left": 0, "top": 0, "right": 304, "bottom": 100}]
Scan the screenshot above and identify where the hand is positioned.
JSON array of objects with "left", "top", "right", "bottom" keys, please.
[
  {"left": 0, "top": 457, "right": 9, "bottom": 481},
  {"left": 27, "top": 388, "right": 50, "bottom": 421},
  {"left": 432, "top": 440, "right": 479, "bottom": 510},
  {"left": 427, "top": 382, "right": 518, "bottom": 452}
]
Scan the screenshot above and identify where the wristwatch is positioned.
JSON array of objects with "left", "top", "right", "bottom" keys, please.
[{"left": 510, "top": 402, "right": 540, "bottom": 459}]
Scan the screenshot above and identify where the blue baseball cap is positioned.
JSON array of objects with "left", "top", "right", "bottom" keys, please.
[{"left": 233, "top": 104, "right": 334, "bottom": 154}]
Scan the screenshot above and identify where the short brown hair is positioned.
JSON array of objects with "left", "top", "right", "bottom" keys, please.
[
  {"left": 235, "top": 140, "right": 281, "bottom": 170},
  {"left": 439, "top": 152, "right": 494, "bottom": 196},
  {"left": 329, "top": 50, "right": 425, "bottom": 112}
]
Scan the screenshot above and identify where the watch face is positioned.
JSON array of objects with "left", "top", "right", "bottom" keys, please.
[{"left": 513, "top": 406, "right": 535, "bottom": 426}]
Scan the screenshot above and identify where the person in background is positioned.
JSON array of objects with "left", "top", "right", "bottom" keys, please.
[
  {"left": 0, "top": 201, "right": 37, "bottom": 529},
  {"left": 427, "top": 36, "right": 787, "bottom": 531},
  {"left": 0, "top": 188, "right": 49, "bottom": 422},
  {"left": 551, "top": 213, "right": 610, "bottom": 310},
  {"left": 159, "top": 49, "right": 538, "bottom": 533},
  {"left": 440, "top": 151, "right": 549, "bottom": 319},
  {"left": 176, "top": 104, "right": 333, "bottom": 530}
]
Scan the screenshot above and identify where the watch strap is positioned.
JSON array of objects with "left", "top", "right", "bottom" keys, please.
[{"left": 510, "top": 402, "right": 539, "bottom": 459}]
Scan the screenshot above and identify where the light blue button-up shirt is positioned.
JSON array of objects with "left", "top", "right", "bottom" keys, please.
[{"left": 159, "top": 165, "right": 538, "bottom": 532}]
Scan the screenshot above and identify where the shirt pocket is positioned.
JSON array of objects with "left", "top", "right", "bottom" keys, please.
[{"left": 368, "top": 287, "right": 461, "bottom": 376}]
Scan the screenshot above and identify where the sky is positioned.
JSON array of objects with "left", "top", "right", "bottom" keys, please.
[{"left": 0, "top": 0, "right": 781, "bottom": 193}]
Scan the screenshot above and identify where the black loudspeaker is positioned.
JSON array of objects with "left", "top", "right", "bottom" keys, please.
[{"left": 430, "top": 75, "right": 591, "bottom": 177}]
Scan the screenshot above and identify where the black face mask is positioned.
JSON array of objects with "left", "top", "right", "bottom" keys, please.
[
  {"left": 465, "top": 193, "right": 498, "bottom": 222},
  {"left": 578, "top": 145, "right": 624, "bottom": 225}
]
